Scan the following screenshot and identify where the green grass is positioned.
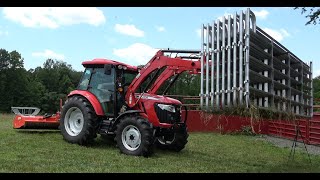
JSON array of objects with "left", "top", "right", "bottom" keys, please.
[{"left": 1, "top": 113, "right": 320, "bottom": 173}]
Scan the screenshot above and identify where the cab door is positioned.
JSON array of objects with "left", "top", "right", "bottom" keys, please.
[
  {"left": 78, "top": 67, "right": 115, "bottom": 116},
  {"left": 89, "top": 68, "right": 115, "bottom": 116}
]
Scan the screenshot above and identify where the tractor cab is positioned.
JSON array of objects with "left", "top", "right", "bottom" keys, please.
[{"left": 77, "top": 59, "right": 138, "bottom": 117}]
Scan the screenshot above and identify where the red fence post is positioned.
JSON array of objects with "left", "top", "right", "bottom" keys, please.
[{"left": 306, "top": 118, "right": 310, "bottom": 144}]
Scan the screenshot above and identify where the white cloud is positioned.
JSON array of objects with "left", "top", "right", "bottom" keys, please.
[
  {"left": 253, "top": 10, "right": 269, "bottom": 19},
  {"left": 155, "top": 26, "right": 166, "bottom": 32},
  {"left": 217, "top": 13, "right": 233, "bottom": 22},
  {"left": 262, "top": 28, "right": 290, "bottom": 42},
  {"left": 2, "top": 7, "right": 105, "bottom": 29},
  {"left": 114, "top": 24, "right": 144, "bottom": 37},
  {"left": 113, "top": 43, "right": 159, "bottom": 65},
  {"left": 215, "top": 9, "right": 269, "bottom": 22},
  {"left": 32, "top": 49, "right": 65, "bottom": 60},
  {"left": 280, "top": 29, "right": 290, "bottom": 37}
]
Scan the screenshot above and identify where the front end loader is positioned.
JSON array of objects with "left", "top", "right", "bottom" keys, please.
[{"left": 56, "top": 50, "right": 201, "bottom": 157}]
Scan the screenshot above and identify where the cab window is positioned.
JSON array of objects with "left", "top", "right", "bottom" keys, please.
[{"left": 78, "top": 68, "right": 92, "bottom": 90}]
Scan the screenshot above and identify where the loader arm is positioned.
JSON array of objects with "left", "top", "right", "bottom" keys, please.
[{"left": 125, "top": 50, "right": 201, "bottom": 108}]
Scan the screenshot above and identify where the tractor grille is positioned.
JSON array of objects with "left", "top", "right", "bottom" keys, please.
[{"left": 154, "top": 104, "right": 181, "bottom": 124}]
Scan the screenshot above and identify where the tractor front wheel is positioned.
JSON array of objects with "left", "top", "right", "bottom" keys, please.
[
  {"left": 60, "top": 96, "right": 98, "bottom": 145},
  {"left": 115, "top": 116, "right": 154, "bottom": 157}
]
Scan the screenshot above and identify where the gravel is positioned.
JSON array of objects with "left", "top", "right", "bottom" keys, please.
[{"left": 257, "top": 135, "right": 320, "bottom": 156}]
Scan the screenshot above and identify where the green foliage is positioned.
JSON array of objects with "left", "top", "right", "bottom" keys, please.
[
  {"left": 170, "top": 73, "right": 200, "bottom": 96},
  {"left": 9, "top": 50, "right": 24, "bottom": 69},
  {"left": 0, "top": 49, "right": 10, "bottom": 70},
  {"left": 314, "top": 77, "right": 320, "bottom": 100},
  {"left": 295, "top": 7, "right": 320, "bottom": 25},
  {"left": 40, "top": 92, "right": 66, "bottom": 114},
  {"left": 0, "top": 48, "right": 82, "bottom": 113},
  {"left": 240, "top": 126, "right": 256, "bottom": 136},
  {"left": 160, "top": 72, "right": 200, "bottom": 98},
  {"left": 314, "top": 77, "right": 320, "bottom": 112}
]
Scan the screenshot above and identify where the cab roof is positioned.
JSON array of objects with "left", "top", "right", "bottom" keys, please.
[{"left": 82, "top": 58, "right": 138, "bottom": 71}]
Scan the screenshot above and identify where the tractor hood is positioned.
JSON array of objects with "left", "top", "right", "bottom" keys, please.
[{"left": 134, "top": 93, "right": 181, "bottom": 105}]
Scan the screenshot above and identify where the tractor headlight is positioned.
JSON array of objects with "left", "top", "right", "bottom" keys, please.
[{"left": 157, "top": 104, "right": 175, "bottom": 113}]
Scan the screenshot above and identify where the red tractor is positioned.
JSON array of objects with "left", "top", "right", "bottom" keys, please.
[{"left": 13, "top": 49, "right": 201, "bottom": 157}]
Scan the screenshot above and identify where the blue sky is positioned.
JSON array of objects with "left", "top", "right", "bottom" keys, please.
[{"left": 0, "top": 7, "right": 319, "bottom": 77}]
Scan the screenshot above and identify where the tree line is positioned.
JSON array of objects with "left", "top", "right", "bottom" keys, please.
[
  {"left": 0, "top": 48, "right": 201, "bottom": 114},
  {"left": 0, "top": 47, "right": 319, "bottom": 114},
  {"left": 0, "top": 48, "right": 82, "bottom": 114}
]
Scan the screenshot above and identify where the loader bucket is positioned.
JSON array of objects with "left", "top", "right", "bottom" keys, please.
[{"left": 12, "top": 107, "right": 60, "bottom": 129}]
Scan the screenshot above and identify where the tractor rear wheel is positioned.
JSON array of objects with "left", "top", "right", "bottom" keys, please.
[
  {"left": 60, "top": 96, "right": 98, "bottom": 145},
  {"left": 115, "top": 116, "right": 154, "bottom": 157},
  {"left": 155, "top": 125, "right": 188, "bottom": 152}
]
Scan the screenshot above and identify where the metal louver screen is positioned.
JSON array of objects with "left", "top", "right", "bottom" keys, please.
[{"left": 199, "top": 8, "right": 313, "bottom": 117}]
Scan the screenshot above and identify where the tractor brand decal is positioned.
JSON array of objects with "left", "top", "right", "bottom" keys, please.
[
  {"left": 135, "top": 73, "right": 141, "bottom": 79},
  {"left": 129, "top": 94, "right": 133, "bottom": 105},
  {"left": 137, "top": 95, "right": 160, "bottom": 100},
  {"left": 144, "top": 62, "right": 150, "bottom": 69}
]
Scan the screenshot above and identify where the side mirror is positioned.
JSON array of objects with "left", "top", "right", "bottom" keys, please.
[{"left": 104, "top": 64, "right": 112, "bottom": 75}]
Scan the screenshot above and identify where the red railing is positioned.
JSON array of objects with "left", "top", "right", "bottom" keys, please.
[
  {"left": 165, "top": 95, "right": 200, "bottom": 110},
  {"left": 170, "top": 95, "right": 320, "bottom": 145}
]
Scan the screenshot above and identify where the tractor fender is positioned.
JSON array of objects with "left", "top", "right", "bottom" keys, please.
[
  {"left": 115, "top": 110, "right": 144, "bottom": 122},
  {"left": 68, "top": 90, "right": 105, "bottom": 116},
  {"left": 111, "top": 110, "right": 148, "bottom": 130}
]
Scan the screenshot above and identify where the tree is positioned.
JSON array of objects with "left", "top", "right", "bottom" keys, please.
[
  {"left": 0, "top": 49, "right": 10, "bottom": 70},
  {"left": 0, "top": 49, "right": 27, "bottom": 112},
  {"left": 295, "top": 7, "right": 320, "bottom": 25},
  {"left": 314, "top": 77, "right": 320, "bottom": 102},
  {"left": 0, "top": 48, "right": 84, "bottom": 113},
  {"left": 9, "top": 50, "right": 24, "bottom": 69},
  {"left": 32, "top": 59, "right": 82, "bottom": 113}
]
